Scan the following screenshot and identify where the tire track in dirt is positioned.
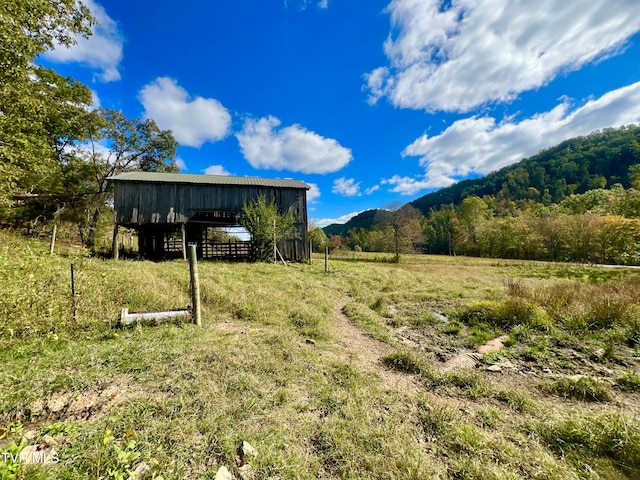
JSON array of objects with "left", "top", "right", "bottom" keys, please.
[{"left": 332, "top": 298, "right": 421, "bottom": 395}]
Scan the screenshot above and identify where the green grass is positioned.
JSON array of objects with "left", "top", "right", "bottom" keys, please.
[
  {"left": 545, "top": 376, "right": 613, "bottom": 402},
  {"left": 1, "top": 231, "right": 640, "bottom": 479}
]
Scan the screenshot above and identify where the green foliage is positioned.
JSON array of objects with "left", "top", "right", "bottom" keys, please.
[
  {"left": 412, "top": 125, "right": 640, "bottom": 214},
  {"left": 0, "top": 423, "right": 26, "bottom": 479},
  {"left": 240, "top": 194, "right": 300, "bottom": 262},
  {"left": 0, "top": 0, "right": 93, "bottom": 212},
  {"left": 308, "top": 226, "right": 329, "bottom": 253}
]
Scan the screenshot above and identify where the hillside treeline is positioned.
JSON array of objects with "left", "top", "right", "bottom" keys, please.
[
  {"left": 317, "top": 181, "right": 640, "bottom": 265},
  {"left": 411, "top": 125, "right": 640, "bottom": 215}
]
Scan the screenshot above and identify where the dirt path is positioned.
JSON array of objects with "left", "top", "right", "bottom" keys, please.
[{"left": 332, "top": 298, "right": 420, "bottom": 394}]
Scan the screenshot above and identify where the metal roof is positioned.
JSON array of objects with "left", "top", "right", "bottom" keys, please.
[{"left": 107, "top": 172, "right": 310, "bottom": 189}]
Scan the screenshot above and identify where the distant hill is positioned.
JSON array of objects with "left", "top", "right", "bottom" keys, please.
[
  {"left": 410, "top": 125, "right": 640, "bottom": 215},
  {"left": 322, "top": 209, "right": 378, "bottom": 237},
  {"left": 323, "top": 125, "right": 640, "bottom": 236}
]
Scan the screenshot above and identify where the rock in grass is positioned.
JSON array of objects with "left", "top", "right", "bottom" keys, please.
[
  {"left": 238, "top": 463, "right": 255, "bottom": 480},
  {"left": 215, "top": 466, "right": 234, "bottom": 480},
  {"left": 239, "top": 441, "right": 259, "bottom": 459},
  {"left": 486, "top": 364, "right": 502, "bottom": 372}
]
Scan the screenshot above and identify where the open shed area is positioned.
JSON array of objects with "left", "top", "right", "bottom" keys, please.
[{"left": 108, "top": 172, "right": 310, "bottom": 261}]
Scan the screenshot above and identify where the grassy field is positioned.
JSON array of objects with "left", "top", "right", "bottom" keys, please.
[{"left": 1, "top": 231, "right": 639, "bottom": 479}]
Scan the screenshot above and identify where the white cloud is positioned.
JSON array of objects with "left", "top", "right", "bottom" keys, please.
[
  {"left": 403, "top": 81, "right": 640, "bottom": 189},
  {"left": 139, "top": 77, "right": 231, "bottom": 148},
  {"left": 42, "top": 0, "right": 124, "bottom": 82},
  {"left": 364, "top": 185, "right": 380, "bottom": 195},
  {"left": 318, "top": 0, "right": 329, "bottom": 8},
  {"left": 203, "top": 164, "right": 230, "bottom": 175},
  {"left": 175, "top": 157, "right": 187, "bottom": 171},
  {"left": 332, "top": 177, "right": 361, "bottom": 196},
  {"left": 236, "top": 116, "right": 352, "bottom": 174},
  {"left": 366, "top": 0, "right": 640, "bottom": 112},
  {"left": 382, "top": 175, "right": 456, "bottom": 195},
  {"left": 307, "top": 183, "right": 321, "bottom": 202},
  {"left": 313, "top": 211, "right": 364, "bottom": 228}
]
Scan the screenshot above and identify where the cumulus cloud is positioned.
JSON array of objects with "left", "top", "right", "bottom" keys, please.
[
  {"left": 382, "top": 175, "right": 455, "bottom": 195},
  {"left": 332, "top": 177, "right": 361, "bottom": 196},
  {"left": 203, "top": 164, "right": 230, "bottom": 175},
  {"left": 139, "top": 77, "right": 231, "bottom": 148},
  {"left": 307, "top": 183, "right": 321, "bottom": 203},
  {"left": 236, "top": 116, "right": 352, "bottom": 174},
  {"left": 364, "top": 185, "right": 380, "bottom": 195},
  {"left": 401, "top": 81, "right": 640, "bottom": 190},
  {"left": 366, "top": 0, "right": 640, "bottom": 112},
  {"left": 43, "top": 0, "right": 124, "bottom": 82},
  {"left": 175, "top": 157, "right": 187, "bottom": 171},
  {"left": 313, "top": 211, "right": 364, "bottom": 228}
]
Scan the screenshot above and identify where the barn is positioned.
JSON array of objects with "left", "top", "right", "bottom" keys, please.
[{"left": 107, "top": 172, "right": 310, "bottom": 262}]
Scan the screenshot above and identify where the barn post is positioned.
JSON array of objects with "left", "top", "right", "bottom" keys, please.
[
  {"left": 181, "top": 223, "right": 187, "bottom": 261},
  {"left": 112, "top": 224, "right": 119, "bottom": 260},
  {"left": 273, "top": 218, "right": 277, "bottom": 263}
]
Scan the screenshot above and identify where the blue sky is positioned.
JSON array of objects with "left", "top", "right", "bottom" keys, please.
[{"left": 40, "top": 0, "right": 640, "bottom": 226}]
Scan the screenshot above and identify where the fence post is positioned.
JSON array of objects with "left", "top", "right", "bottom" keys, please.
[
  {"left": 325, "top": 247, "right": 329, "bottom": 274},
  {"left": 188, "top": 244, "right": 202, "bottom": 327},
  {"left": 49, "top": 224, "right": 57, "bottom": 255},
  {"left": 70, "top": 263, "right": 76, "bottom": 323},
  {"left": 112, "top": 225, "right": 119, "bottom": 260}
]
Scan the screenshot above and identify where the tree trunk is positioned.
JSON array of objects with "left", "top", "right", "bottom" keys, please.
[{"left": 86, "top": 206, "right": 101, "bottom": 249}]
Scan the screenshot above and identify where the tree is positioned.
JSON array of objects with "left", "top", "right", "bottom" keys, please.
[
  {"left": 375, "top": 202, "right": 424, "bottom": 260},
  {"left": 0, "top": 0, "right": 94, "bottom": 212},
  {"left": 309, "top": 226, "right": 329, "bottom": 253},
  {"left": 239, "top": 195, "right": 300, "bottom": 262},
  {"left": 69, "top": 108, "right": 178, "bottom": 247},
  {"left": 457, "top": 196, "right": 491, "bottom": 255}
]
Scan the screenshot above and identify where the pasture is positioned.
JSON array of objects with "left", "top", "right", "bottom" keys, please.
[{"left": 1, "top": 231, "right": 639, "bottom": 479}]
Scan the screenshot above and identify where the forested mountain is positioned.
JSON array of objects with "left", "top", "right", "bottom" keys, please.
[
  {"left": 410, "top": 125, "right": 640, "bottom": 215},
  {"left": 323, "top": 209, "right": 378, "bottom": 237},
  {"left": 323, "top": 126, "right": 640, "bottom": 237}
]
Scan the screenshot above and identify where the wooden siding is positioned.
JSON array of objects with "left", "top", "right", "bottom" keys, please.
[{"left": 112, "top": 180, "right": 308, "bottom": 261}]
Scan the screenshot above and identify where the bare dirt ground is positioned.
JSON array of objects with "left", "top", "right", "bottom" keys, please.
[{"left": 331, "top": 298, "right": 421, "bottom": 395}]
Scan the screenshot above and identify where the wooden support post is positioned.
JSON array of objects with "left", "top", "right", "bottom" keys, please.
[
  {"left": 112, "top": 224, "right": 119, "bottom": 260},
  {"left": 181, "top": 223, "right": 187, "bottom": 261},
  {"left": 49, "top": 224, "right": 57, "bottom": 256},
  {"left": 273, "top": 218, "right": 277, "bottom": 263},
  {"left": 188, "top": 244, "right": 202, "bottom": 327},
  {"left": 70, "top": 263, "right": 76, "bottom": 323},
  {"left": 325, "top": 247, "right": 329, "bottom": 274}
]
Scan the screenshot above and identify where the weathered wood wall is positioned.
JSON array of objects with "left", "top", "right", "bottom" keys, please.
[{"left": 113, "top": 181, "right": 308, "bottom": 261}]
